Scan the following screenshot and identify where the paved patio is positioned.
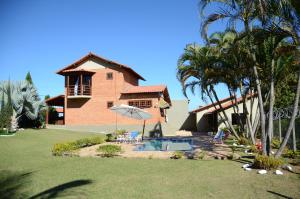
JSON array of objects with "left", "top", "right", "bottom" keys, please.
[{"left": 78, "top": 131, "right": 232, "bottom": 159}]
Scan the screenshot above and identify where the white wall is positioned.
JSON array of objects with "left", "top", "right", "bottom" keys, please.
[{"left": 196, "top": 98, "right": 258, "bottom": 132}]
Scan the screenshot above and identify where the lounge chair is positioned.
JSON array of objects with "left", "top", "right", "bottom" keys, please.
[
  {"left": 116, "top": 135, "right": 126, "bottom": 143},
  {"left": 125, "top": 131, "right": 140, "bottom": 143},
  {"left": 212, "top": 130, "right": 225, "bottom": 144}
]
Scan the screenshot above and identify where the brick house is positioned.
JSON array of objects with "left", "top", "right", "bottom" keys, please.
[{"left": 45, "top": 53, "right": 171, "bottom": 127}]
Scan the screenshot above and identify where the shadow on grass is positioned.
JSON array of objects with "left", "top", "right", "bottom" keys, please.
[
  {"left": 232, "top": 158, "right": 253, "bottom": 164},
  {"left": 267, "top": 190, "right": 293, "bottom": 199},
  {"left": 29, "top": 179, "right": 93, "bottom": 199},
  {"left": 0, "top": 170, "right": 33, "bottom": 199}
]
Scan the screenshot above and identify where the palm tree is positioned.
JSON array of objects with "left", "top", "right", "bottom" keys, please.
[
  {"left": 177, "top": 43, "right": 241, "bottom": 139},
  {"left": 198, "top": 0, "right": 300, "bottom": 156}
]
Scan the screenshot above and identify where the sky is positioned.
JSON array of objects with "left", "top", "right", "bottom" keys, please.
[{"left": 0, "top": 0, "right": 229, "bottom": 110}]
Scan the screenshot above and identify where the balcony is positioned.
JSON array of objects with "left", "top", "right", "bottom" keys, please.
[{"left": 67, "top": 84, "right": 91, "bottom": 99}]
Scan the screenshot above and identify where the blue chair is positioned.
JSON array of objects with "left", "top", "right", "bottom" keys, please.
[
  {"left": 213, "top": 130, "right": 224, "bottom": 144},
  {"left": 129, "top": 131, "right": 140, "bottom": 143}
]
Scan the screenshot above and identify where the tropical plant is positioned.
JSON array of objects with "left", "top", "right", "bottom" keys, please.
[
  {"left": 0, "top": 80, "right": 46, "bottom": 129},
  {"left": 97, "top": 145, "right": 121, "bottom": 157},
  {"left": 189, "top": 0, "right": 300, "bottom": 158}
]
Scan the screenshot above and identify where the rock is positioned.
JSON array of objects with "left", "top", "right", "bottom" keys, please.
[
  {"left": 271, "top": 151, "right": 275, "bottom": 155},
  {"left": 275, "top": 170, "right": 283, "bottom": 175},
  {"left": 240, "top": 145, "right": 244, "bottom": 147},
  {"left": 258, "top": 170, "right": 267, "bottom": 174},
  {"left": 245, "top": 168, "right": 252, "bottom": 171},
  {"left": 233, "top": 143, "right": 237, "bottom": 146},
  {"left": 282, "top": 165, "right": 293, "bottom": 172},
  {"left": 242, "top": 164, "right": 250, "bottom": 168}
]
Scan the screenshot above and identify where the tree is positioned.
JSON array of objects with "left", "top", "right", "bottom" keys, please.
[
  {"left": 25, "top": 72, "right": 33, "bottom": 85},
  {"left": 177, "top": 43, "right": 241, "bottom": 139},
  {"left": 197, "top": 0, "right": 300, "bottom": 157}
]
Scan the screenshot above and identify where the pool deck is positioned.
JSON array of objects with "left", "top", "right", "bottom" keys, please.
[{"left": 78, "top": 132, "right": 232, "bottom": 159}]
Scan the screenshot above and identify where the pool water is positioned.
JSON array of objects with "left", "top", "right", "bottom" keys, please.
[{"left": 135, "top": 139, "right": 193, "bottom": 151}]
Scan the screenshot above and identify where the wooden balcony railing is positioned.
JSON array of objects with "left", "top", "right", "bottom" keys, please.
[{"left": 67, "top": 84, "right": 91, "bottom": 96}]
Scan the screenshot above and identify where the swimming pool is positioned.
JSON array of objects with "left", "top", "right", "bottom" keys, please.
[{"left": 134, "top": 138, "right": 193, "bottom": 151}]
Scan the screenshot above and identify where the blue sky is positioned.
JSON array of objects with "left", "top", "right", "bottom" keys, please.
[{"left": 0, "top": 0, "right": 228, "bottom": 110}]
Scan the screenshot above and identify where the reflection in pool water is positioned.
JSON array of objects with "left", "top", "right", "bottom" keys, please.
[{"left": 135, "top": 138, "right": 193, "bottom": 151}]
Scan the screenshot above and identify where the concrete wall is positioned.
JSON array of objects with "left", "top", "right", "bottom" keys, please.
[
  {"left": 162, "top": 100, "right": 196, "bottom": 136},
  {"left": 196, "top": 98, "right": 258, "bottom": 132},
  {"left": 218, "top": 98, "right": 258, "bottom": 130}
]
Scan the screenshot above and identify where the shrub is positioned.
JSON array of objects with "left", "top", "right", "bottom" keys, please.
[
  {"left": 253, "top": 155, "right": 284, "bottom": 170},
  {"left": 171, "top": 151, "right": 184, "bottom": 159},
  {"left": 249, "top": 145, "right": 259, "bottom": 153},
  {"left": 106, "top": 134, "right": 116, "bottom": 142},
  {"left": 283, "top": 150, "right": 300, "bottom": 159},
  {"left": 237, "top": 137, "right": 251, "bottom": 145},
  {"left": 97, "top": 145, "right": 121, "bottom": 157},
  {"left": 115, "top": 129, "right": 127, "bottom": 136},
  {"left": 193, "top": 151, "right": 206, "bottom": 160},
  {"left": 52, "top": 142, "right": 76, "bottom": 156},
  {"left": 52, "top": 136, "right": 106, "bottom": 156},
  {"left": 271, "top": 137, "right": 281, "bottom": 149}
]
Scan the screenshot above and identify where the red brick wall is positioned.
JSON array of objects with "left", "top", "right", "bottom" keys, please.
[{"left": 64, "top": 65, "right": 164, "bottom": 125}]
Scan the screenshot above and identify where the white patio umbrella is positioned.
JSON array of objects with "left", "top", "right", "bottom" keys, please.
[{"left": 110, "top": 104, "right": 152, "bottom": 140}]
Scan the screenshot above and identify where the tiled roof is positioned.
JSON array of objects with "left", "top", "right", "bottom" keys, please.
[
  {"left": 192, "top": 94, "right": 256, "bottom": 113},
  {"left": 121, "top": 85, "right": 167, "bottom": 94},
  {"left": 61, "top": 68, "right": 96, "bottom": 73},
  {"left": 56, "top": 52, "right": 145, "bottom": 80}
]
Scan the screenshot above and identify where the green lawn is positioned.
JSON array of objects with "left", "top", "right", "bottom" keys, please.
[{"left": 0, "top": 129, "right": 299, "bottom": 199}]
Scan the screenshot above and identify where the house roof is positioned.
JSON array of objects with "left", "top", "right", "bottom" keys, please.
[
  {"left": 45, "top": 95, "right": 65, "bottom": 106},
  {"left": 60, "top": 68, "right": 96, "bottom": 74},
  {"left": 121, "top": 85, "right": 167, "bottom": 94},
  {"left": 121, "top": 85, "right": 172, "bottom": 105},
  {"left": 191, "top": 94, "right": 256, "bottom": 114},
  {"left": 56, "top": 52, "right": 145, "bottom": 80}
]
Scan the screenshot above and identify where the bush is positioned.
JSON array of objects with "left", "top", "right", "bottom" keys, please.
[
  {"left": 171, "top": 151, "right": 184, "bottom": 159},
  {"left": 193, "top": 151, "right": 206, "bottom": 160},
  {"left": 283, "top": 150, "right": 300, "bottom": 159},
  {"left": 97, "top": 145, "right": 121, "bottom": 157},
  {"left": 249, "top": 145, "right": 259, "bottom": 153},
  {"left": 115, "top": 129, "right": 127, "bottom": 136},
  {"left": 271, "top": 137, "right": 281, "bottom": 149},
  {"left": 52, "top": 136, "right": 106, "bottom": 156},
  {"left": 106, "top": 134, "right": 116, "bottom": 142},
  {"left": 253, "top": 155, "right": 284, "bottom": 170},
  {"left": 52, "top": 142, "right": 77, "bottom": 156},
  {"left": 237, "top": 137, "right": 251, "bottom": 145}
]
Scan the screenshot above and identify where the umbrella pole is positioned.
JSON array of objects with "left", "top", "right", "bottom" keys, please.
[{"left": 142, "top": 120, "right": 146, "bottom": 141}]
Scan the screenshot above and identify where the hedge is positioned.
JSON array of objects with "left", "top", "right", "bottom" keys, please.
[{"left": 52, "top": 136, "right": 106, "bottom": 156}]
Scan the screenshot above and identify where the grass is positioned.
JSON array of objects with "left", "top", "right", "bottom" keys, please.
[{"left": 0, "top": 129, "right": 299, "bottom": 199}]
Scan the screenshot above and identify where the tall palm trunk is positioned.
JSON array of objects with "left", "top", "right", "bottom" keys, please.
[
  {"left": 267, "top": 59, "right": 275, "bottom": 155},
  {"left": 242, "top": 92, "right": 256, "bottom": 144},
  {"left": 275, "top": 69, "right": 300, "bottom": 158},
  {"left": 210, "top": 87, "right": 240, "bottom": 139},
  {"left": 252, "top": 63, "right": 267, "bottom": 155}
]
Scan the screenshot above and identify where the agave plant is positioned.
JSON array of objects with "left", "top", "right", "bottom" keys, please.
[{"left": 0, "top": 80, "right": 45, "bottom": 124}]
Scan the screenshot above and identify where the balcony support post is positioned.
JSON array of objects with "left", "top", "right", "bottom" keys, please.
[{"left": 80, "top": 74, "right": 83, "bottom": 95}]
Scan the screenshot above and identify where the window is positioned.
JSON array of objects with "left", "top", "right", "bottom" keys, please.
[
  {"left": 128, "top": 100, "right": 152, "bottom": 109},
  {"left": 107, "top": 101, "right": 114, "bottom": 108},
  {"left": 232, "top": 113, "right": 246, "bottom": 125},
  {"left": 106, "top": 72, "right": 113, "bottom": 80}
]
